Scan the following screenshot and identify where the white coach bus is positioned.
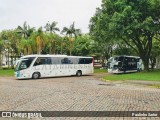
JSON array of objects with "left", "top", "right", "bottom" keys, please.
[
  {"left": 108, "top": 55, "right": 143, "bottom": 73},
  {"left": 15, "top": 55, "right": 94, "bottom": 79}
]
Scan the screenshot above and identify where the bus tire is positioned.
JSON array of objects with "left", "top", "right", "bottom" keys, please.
[
  {"left": 76, "top": 70, "right": 82, "bottom": 77},
  {"left": 32, "top": 72, "right": 40, "bottom": 79}
]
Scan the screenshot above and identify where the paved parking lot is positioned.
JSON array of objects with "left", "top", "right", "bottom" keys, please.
[{"left": 0, "top": 74, "right": 160, "bottom": 120}]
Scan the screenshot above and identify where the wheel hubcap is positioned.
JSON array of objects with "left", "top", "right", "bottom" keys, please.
[{"left": 34, "top": 74, "right": 38, "bottom": 78}]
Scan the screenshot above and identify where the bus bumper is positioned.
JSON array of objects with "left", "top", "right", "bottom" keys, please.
[{"left": 15, "top": 71, "right": 31, "bottom": 79}]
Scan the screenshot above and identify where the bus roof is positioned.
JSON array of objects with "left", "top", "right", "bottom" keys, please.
[
  {"left": 113, "top": 55, "right": 140, "bottom": 58},
  {"left": 21, "top": 54, "right": 93, "bottom": 59}
]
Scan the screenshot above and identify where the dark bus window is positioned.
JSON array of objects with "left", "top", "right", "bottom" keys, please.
[
  {"left": 18, "top": 57, "right": 35, "bottom": 70},
  {"left": 78, "top": 58, "right": 85, "bottom": 64},
  {"left": 78, "top": 58, "right": 92, "bottom": 64},
  {"left": 46, "top": 58, "right": 52, "bottom": 64},
  {"left": 85, "top": 58, "right": 92, "bottom": 64},
  {"left": 123, "top": 57, "right": 137, "bottom": 70},
  {"left": 19, "top": 60, "right": 31, "bottom": 70},
  {"left": 34, "top": 57, "right": 46, "bottom": 66},
  {"left": 61, "top": 58, "right": 70, "bottom": 64},
  {"left": 118, "top": 57, "right": 124, "bottom": 61},
  {"left": 114, "top": 57, "right": 119, "bottom": 61}
]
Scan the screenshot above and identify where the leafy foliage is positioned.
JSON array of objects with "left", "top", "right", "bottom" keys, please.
[
  {"left": 0, "top": 21, "right": 99, "bottom": 68},
  {"left": 90, "top": 0, "right": 160, "bottom": 70},
  {"left": 61, "top": 22, "right": 82, "bottom": 55}
]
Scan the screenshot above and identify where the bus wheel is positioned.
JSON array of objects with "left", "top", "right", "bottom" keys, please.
[
  {"left": 32, "top": 72, "right": 40, "bottom": 79},
  {"left": 76, "top": 70, "right": 82, "bottom": 77}
]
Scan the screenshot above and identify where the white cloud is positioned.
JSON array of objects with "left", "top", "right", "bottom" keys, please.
[{"left": 0, "top": 0, "right": 101, "bottom": 33}]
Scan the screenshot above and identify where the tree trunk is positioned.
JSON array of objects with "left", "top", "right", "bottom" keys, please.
[
  {"left": 150, "top": 57, "right": 156, "bottom": 70},
  {"left": 134, "top": 34, "right": 153, "bottom": 71},
  {"left": 61, "top": 43, "right": 63, "bottom": 54},
  {"left": 142, "top": 57, "right": 149, "bottom": 71},
  {"left": 69, "top": 49, "right": 72, "bottom": 56},
  {"left": 49, "top": 45, "right": 52, "bottom": 54},
  {"left": 54, "top": 42, "right": 56, "bottom": 54},
  {"left": 138, "top": 49, "right": 150, "bottom": 71},
  {"left": 69, "top": 41, "right": 72, "bottom": 56}
]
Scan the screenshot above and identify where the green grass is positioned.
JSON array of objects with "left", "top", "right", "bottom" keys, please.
[
  {"left": 94, "top": 68, "right": 107, "bottom": 73},
  {"left": 103, "top": 70, "right": 160, "bottom": 81},
  {"left": 0, "top": 69, "right": 14, "bottom": 76}
]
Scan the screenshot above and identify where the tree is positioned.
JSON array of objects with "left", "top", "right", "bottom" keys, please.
[
  {"left": 44, "top": 21, "right": 60, "bottom": 54},
  {"left": 44, "top": 21, "right": 60, "bottom": 33},
  {"left": 72, "top": 34, "right": 93, "bottom": 56},
  {"left": 89, "top": 8, "right": 114, "bottom": 63},
  {"left": 19, "top": 39, "right": 33, "bottom": 55},
  {"left": 113, "top": 40, "right": 137, "bottom": 56},
  {"left": 61, "top": 22, "right": 81, "bottom": 55},
  {"left": 33, "top": 27, "right": 48, "bottom": 54},
  {"left": 0, "top": 40, "right": 4, "bottom": 68},
  {"left": 17, "top": 21, "right": 34, "bottom": 39},
  {"left": 59, "top": 36, "right": 68, "bottom": 54},
  {"left": 150, "top": 38, "right": 160, "bottom": 69},
  {"left": 90, "top": 0, "right": 160, "bottom": 70},
  {"left": 45, "top": 33, "right": 61, "bottom": 54},
  {"left": 0, "top": 30, "right": 13, "bottom": 68}
]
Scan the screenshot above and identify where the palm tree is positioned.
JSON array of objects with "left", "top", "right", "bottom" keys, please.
[
  {"left": 19, "top": 39, "right": 28, "bottom": 55},
  {"left": 61, "top": 22, "right": 81, "bottom": 37},
  {"left": 0, "top": 30, "right": 12, "bottom": 68},
  {"left": 61, "top": 22, "right": 81, "bottom": 55},
  {"left": 34, "top": 27, "right": 48, "bottom": 54},
  {"left": 60, "top": 37, "right": 67, "bottom": 54},
  {"left": 17, "top": 21, "right": 34, "bottom": 39},
  {"left": 44, "top": 21, "right": 60, "bottom": 54},
  {"left": 8, "top": 30, "right": 22, "bottom": 67},
  {"left": 0, "top": 30, "right": 22, "bottom": 68},
  {"left": 44, "top": 21, "right": 60, "bottom": 33}
]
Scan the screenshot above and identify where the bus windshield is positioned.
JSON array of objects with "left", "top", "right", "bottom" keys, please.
[
  {"left": 114, "top": 56, "right": 124, "bottom": 62},
  {"left": 15, "top": 57, "right": 35, "bottom": 71}
]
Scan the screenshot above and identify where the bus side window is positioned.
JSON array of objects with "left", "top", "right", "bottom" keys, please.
[
  {"left": 61, "top": 58, "right": 71, "bottom": 64},
  {"left": 68, "top": 58, "right": 79, "bottom": 64},
  {"left": 68, "top": 59, "right": 72, "bottom": 64},
  {"left": 78, "top": 58, "right": 85, "bottom": 64},
  {"left": 52, "top": 57, "right": 60, "bottom": 64},
  {"left": 34, "top": 57, "right": 46, "bottom": 66},
  {"left": 34, "top": 58, "right": 41, "bottom": 66},
  {"left": 46, "top": 58, "right": 52, "bottom": 64},
  {"left": 85, "top": 58, "right": 92, "bottom": 64},
  {"left": 68, "top": 58, "right": 73, "bottom": 64},
  {"left": 41, "top": 58, "right": 46, "bottom": 65}
]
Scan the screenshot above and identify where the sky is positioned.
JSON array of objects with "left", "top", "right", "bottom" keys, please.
[{"left": 0, "top": 0, "right": 102, "bottom": 33}]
